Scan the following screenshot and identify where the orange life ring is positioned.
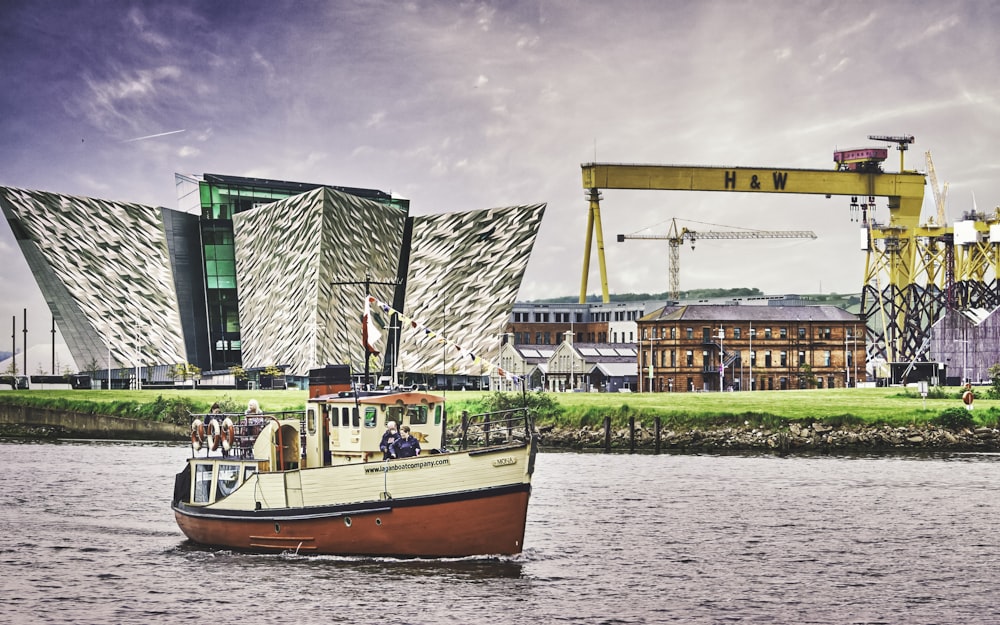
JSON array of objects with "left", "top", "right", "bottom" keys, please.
[
  {"left": 208, "top": 418, "right": 222, "bottom": 451},
  {"left": 190, "top": 419, "right": 205, "bottom": 451},
  {"left": 963, "top": 390, "right": 974, "bottom": 406},
  {"left": 220, "top": 417, "right": 235, "bottom": 452}
]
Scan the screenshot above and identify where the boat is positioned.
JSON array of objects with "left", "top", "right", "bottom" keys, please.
[{"left": 171, "top": 376, "right": 537, "bottom": 558}]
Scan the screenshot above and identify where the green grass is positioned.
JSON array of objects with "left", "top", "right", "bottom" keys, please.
[
  {"left": 442, "top": 386, "right": 1000, "bottom": 429},
  {"left": 2, "top": 386, "right": 997, "bottom": 430}
]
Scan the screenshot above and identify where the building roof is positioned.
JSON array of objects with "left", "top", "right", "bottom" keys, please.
[
  {"left": 514, "top": 345, "right": 556, "bottom": 362},
  {"left": 589, "top": 362, "right": 638, "bottom": 377},
  {"left": 644, "top": 304, "right": 859, "bottom": 323},
  {"left": 573, "top": 342, "right": 637, "bottom": 364}
]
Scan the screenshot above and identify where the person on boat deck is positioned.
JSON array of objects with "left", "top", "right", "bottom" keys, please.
[
  {"left": 209, "top": 403, "right": 231, "bottom": 458},
  {"left": 245, "top": 399, "right": 262, "bottom": 416},
  {"left": 380, "top": 420, "right": 399, "bottom": 460},
  {"left": 390, "top": 425, "right": 421, "bottom": 459}
]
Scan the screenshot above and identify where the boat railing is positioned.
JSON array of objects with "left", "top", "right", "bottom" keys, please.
[
  {"left": 189, "top": 411, "right": 306, "bottom": 459},
  {"left": 452, "top": 407, "right": 534, "bottom": 450}
]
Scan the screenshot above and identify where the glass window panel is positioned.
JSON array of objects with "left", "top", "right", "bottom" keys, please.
[{"left": 218, "top": 275, "right": 237, "bottom": 289}]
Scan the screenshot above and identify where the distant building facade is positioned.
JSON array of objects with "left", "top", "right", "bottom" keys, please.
[
  {"left": 639, "top": 304, "right": 865, "bottom": 392},
  {"left": 1, "top": 175, "right": 545, "bottom": 383},
  {"left": 504, "top": 298, "right": 866, "bottom": 393},
  {"left": 928, "top": 307, "right": 1000, "bottom": 385}
]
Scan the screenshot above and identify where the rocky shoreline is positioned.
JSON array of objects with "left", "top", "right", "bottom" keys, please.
[
  {"left": 532, "top": 421, "right": 1000, "bottom": 453},
  {"left": 6, "top": 416, "right": 1000, "bottom": 454}
]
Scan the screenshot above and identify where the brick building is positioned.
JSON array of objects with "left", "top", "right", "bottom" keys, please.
[{"left": 638, "top": 304, "right": 865, "bottom": 392}]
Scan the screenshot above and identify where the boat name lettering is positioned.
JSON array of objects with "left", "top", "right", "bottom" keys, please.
[
  {"left": 364, "top": 458, "right": 451, "bottom": 474},
  {"left": 492, "top": 457, "right": 517, "bottom": 467}
]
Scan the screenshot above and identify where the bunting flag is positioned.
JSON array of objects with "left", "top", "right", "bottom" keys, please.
[
  {"left": 369, "top": 296, "right": 525, "bottom": 385},
  {"left": 362, "top": 295, "right": 382, "bottom": 355}
]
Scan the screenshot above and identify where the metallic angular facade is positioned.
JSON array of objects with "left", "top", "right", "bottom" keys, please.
[
  {"left": 234, "top": 187, "right": 406, "bottom": 375},
  {"left": 2, "top": 178, "right": 545, "bottom": 381},
  {"left": 0, "top": 187, "right": 187, "bottom": 371},
  {"left": 398, "top": 203, "right": 546, "bottom": 375}
]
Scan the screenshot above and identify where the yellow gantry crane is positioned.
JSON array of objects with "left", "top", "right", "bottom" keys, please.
[
  {"left": 578, "top": 151, "right": 928, "bottom": 363},
  {"left": 617, "top": 218, "right": 817, "bottom": 301}
]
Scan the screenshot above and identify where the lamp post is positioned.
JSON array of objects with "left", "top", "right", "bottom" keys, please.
[
  {"left": 640, "top": 336, "right": 662, "bottom": 392},
  {"left": 748, "top": 322, "right": 754, "bottom": 392},
  {"left": 720, "top": 329, "right": 725, "bottom": 392},
  {"left": 845, "top": 329, "right": 850, "bottom": 388}
]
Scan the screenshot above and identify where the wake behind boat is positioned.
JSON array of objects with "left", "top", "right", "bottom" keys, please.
[{"left": 171, "top": 380, "right": 537, "bottom": 557}]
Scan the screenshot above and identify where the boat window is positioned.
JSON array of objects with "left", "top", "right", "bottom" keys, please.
[
  {"left": 216, "top": 464, "right": 240, "bottom": 498},
  {"left": 352, "top": 406, "right": 360, "bottom": 428},
  {"left": 435, "top": 404, "right": 443, "bottom": 425},
  {"left": 341, "top": 407, "right": 350, "bottom": 427},
  {"left": 407, "top": 405, "right": 428, "bottom": 425},
  {"left": 243, "top": 466, "right": 257, "bottom": 482},
  {"left": 387, "top": 405, "right": 403, "bottom": 424},
  {"left": 307, "top": 408, "right": 317, "bottom": 435},
  {"left": 194, "top": 464, "right": 213, "bottom": 503},
  {"left": 364, "top": 406, "right": 377, "bottom": 428}
]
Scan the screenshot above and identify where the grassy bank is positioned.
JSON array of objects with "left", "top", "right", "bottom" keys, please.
[
  {"left": 443, "top": 386, "right": 1000, "bottom": 429},
  {"left": 0, "top": 386, "right": 996, "bottom": 430}
]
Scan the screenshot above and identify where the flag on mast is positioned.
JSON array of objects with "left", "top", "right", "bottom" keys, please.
[{"left": 363, "top": 295, "right": 381, "bottom": 354}]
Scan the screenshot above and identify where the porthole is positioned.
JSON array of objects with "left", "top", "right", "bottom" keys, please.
[
  {"left": 344, "top": 516, "right": 352, "bottom": 527},
  {"left": 274, "top": 523, "right": 281, "bottom": 533},
  {"left": 375, "top": 518, "right": 382, "bottom": 526}
]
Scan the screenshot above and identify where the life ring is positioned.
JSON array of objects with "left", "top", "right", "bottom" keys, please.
[
  {"left": 190, "top": 419, "right": 205, "bottom": 451},
  {"left": 963, "top": 390, "right": 974, "bottom": 406},
  {"left": 208, "top": 418, "right": 222, "bottom": 451},
  {"left": 220, "top": 417, "right": 235, "bottom": 452}
]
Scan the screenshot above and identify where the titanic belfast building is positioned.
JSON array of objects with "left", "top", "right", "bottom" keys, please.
[{"left": 0, "top": 174, "right": 545, "bottom": 381}]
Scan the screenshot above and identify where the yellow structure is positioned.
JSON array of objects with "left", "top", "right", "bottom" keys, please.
[{"left": 579, "top": 161, "right": 934, "bottom": 364}]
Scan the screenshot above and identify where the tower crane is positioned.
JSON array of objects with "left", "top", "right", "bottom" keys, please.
[
  {"left": 617, "top": 218, "right": 818, "bottom": 301},
  {"left": 925, "top": 150, "right": 948, "bottom": 226}
]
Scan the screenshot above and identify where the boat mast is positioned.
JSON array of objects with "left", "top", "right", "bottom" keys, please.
[{"left": 330, "top": 272, "right": 402, "bottom": 388}]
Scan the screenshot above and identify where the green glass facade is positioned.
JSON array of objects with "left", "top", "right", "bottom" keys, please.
[{"left": 193, "top": 174, "right": 408, "bottom": 370}]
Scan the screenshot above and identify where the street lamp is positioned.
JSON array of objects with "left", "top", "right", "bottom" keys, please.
[
  {"left": 748, "top": 322, "right": 755, "bottom": 392},
  {"left": 721, "top": 329, "right": 727, "bottom": 391},
  {"left": 845, "top": 329, "right": 850, "bottom": 388}
]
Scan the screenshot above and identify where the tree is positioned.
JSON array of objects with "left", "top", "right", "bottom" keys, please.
[
  {"left": 988, "top": 363, "right": 1000, "bottom": 399},
  {"left": 168, "top": 362, "right": 202, "bottom": 385},
  {"left": 797, "top": 363, "right": 817, "bottom": 389}
]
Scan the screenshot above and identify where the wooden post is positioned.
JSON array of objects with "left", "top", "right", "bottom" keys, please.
[
  {"left": 654, "top": 416, "right": 661, "bottom": 455},
  {"left": 629, "top": 415, "right": 636, "bottom": 454},
  {"left": 460, "top": 411, "right": 469, "bottom": 450},
  {"left": 603, "top": 415, "right": 611, "bottom": 453}
]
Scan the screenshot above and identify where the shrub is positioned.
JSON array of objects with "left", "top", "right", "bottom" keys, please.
[
  {"left": 930, "top": 407, "right": 975, "bottom": 431},
  {"left": 479, "top": 390, "right": 563, "bottom": 423}
]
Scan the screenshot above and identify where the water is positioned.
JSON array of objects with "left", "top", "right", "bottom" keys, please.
[{"left": 2, "top": 442, "right": 999, "bottom": 624}]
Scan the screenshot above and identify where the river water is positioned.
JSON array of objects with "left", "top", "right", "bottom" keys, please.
[{"left": 2, "top": 441, "right": 999, "bottom": 624}]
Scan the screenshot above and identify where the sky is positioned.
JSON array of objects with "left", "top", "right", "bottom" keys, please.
[{"left": 1, "top": 0, "right": 998, "bottom": 373}]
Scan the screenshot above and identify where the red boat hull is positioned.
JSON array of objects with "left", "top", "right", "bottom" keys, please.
[{"left": 174, "top": 486, "right": 531, "bottom": 557}]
